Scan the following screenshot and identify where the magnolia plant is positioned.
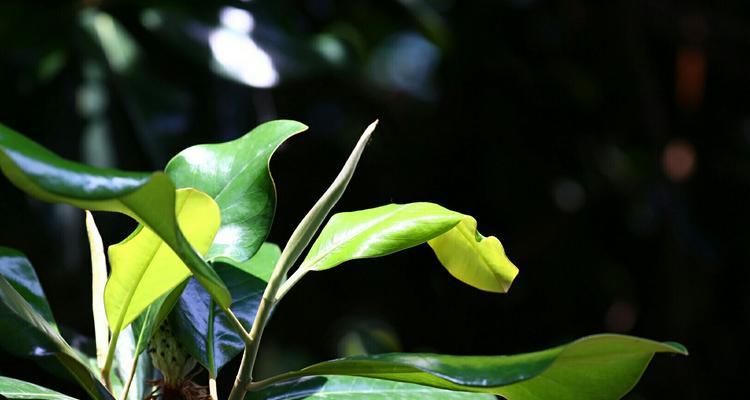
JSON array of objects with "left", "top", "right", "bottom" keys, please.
[{"left": 0, "top": 120, "right": 686, "bottom": 400}]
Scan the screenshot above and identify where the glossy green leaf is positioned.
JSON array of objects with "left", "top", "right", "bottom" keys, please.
[
  {"left": 252, "top": 334, "right": 687, "bottom": 399},
  {"left": 172, "top": 243, "right": 281, "bottom": 376},
  {"left": 226, "top": 121, "right": 377, "bottom": 400},
  {"left": 302, "top": 203, "right": 462, "bottom": 271},
  {"left": 0, "top": 251, "right": 112, "bottom": 400},
  {"left": 246, "top": 375, "right": 495, "bottom": 400},
  {"left": 0, "top": 247, "right": 55, "bottom": 324},
  {"left": 0, "top": 376, "right": 77, "bottom": 400},
  {"left": 0, "top": 253, "right": 60, "bottom": 358},
  {"left": 300, "top": 203, "right": 518, "bottom": 293},
  {"left": 0, "top": 123, "right": 231, "bottom": 308},
  {"left": 102, "top": 188, "right": 219, "bottom": 377},
  {"left": 165, "top": 120, "right": 308, "bottom": 263}
]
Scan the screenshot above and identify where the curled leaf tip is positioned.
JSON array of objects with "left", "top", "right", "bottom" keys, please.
[
  {"left": 165, "top": 119, "right": 307, "bottom": 264},
  {"left": 663, "top": 341, "right": 689, "bottom": 355},
  {"left": 429, "top": 216, "right": 519, "bottom": 293}
]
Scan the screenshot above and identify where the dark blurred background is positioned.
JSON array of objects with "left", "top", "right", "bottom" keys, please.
[{"left": 0, "top": 0, "right": 746, "bottom": 398}]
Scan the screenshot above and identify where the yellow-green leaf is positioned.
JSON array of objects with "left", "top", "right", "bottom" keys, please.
[
  {"left": 101, "top": 188, "right": 219, "bottom": 385},
  {"left": 428, "top": 216, "right": 518, "bottom": 293},
  {"left": 105, "top": 188, "right": 220, "bottom": 333},
  {"left": 301, "top": 203, "right": 518, "bottom": 293}
]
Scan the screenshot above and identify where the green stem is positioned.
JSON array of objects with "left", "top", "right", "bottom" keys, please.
[
  {"left": 275, "top": 267, "right": 308, "bottom": 302},
  {"left": 245, "top": 372, "right": 295, "bottom": 393},
  {"left": 101, "top": 329, "right": 120, "bottom": 391},
  {"left": 226, "top": 120, "right": 378, "bottom": 400},
  {"left": 223, "top": 307, "right": 252, "bottom": 345},
  {"left": 226, "top": 282, "right": 279, "bottom": 400}
]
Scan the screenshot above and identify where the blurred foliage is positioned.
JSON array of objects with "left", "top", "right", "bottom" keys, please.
[{"left": 2, "top": 0, "right": 749, "bottom": 398}]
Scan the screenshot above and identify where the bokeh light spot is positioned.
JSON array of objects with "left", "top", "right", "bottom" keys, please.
[
  {"left": 553, "top": 178, "right": 586, "bottom": 213},
  {"left": 220, "top": 6, "right": 255, "bottom": 34},
  {"left": 662, "top": 139, "right": 696, "bottom": 182}
]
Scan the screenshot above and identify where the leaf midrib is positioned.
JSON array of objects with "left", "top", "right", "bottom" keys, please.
[
  {"left": 301, "top": 206, "right": 411, "bottom": 271},
  {"left": 113, "top": 190, "right": 193, "bottom": 333},
  {"left": 213, "top": 146, "right": 265, "bottom": 203}
]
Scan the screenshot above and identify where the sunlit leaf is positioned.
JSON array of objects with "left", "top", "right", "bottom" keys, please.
[
  {"left": 165, "top": 120, "right": 307, "bottom": 263},
  {"left": 103, "top": 188, "right": 220, "bottom": 377},
  {"left": 252, "top": 334, "right": 686, "bottom": 400},
  {"left": 428, "top": 216, "right": 517, "bottom": 293},
  {"left": 301, "top": 203, "right": 518, "bottom": 293},
  {"left": 0, "top": 247, "right": 55, "bottom": 324},
  {"left": 302, "top": 203, "right": 461, "bottom": 271},
  {"left": 0, "top": 123, "right": 231, "bottom": 308}
]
